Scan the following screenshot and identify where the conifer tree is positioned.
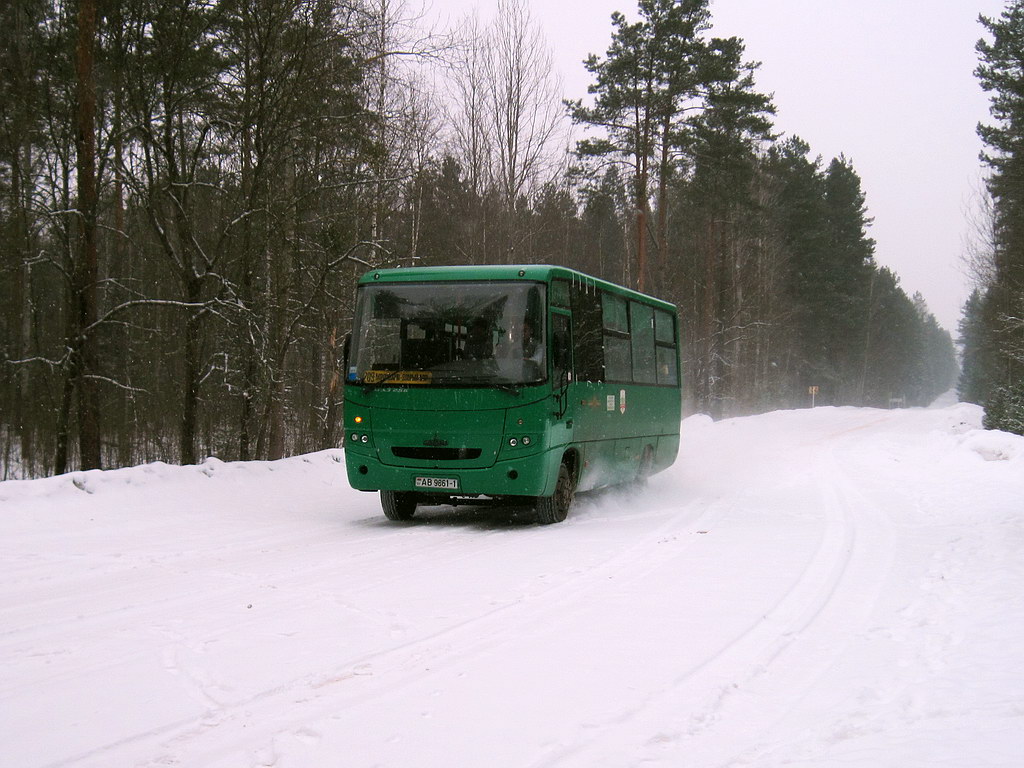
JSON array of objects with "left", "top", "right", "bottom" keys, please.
[
  {"left": 578, "top": 167, "right": 630, "bottom": 285},
  {"left": 570, "top": 0, "right": 719, "bottom": 291},
  {"left": 972, "top": 2, "right": 1024, "bottom": 433},
  {"left": 958, "top": 290, "right": 997, "bottom": 404},
  {"left": 822, "top": 155, "right": 875, "bottom": 402},
  {"left": 763, "top": 137, "right": 830, "bottom": 401},
  {"left": 680, "top": 36, "right": 774, "bottom": 414}
]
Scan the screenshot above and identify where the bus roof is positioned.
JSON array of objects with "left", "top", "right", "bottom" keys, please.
[{"left": 357, "top": 264, "right": 676, "bottom": 311}]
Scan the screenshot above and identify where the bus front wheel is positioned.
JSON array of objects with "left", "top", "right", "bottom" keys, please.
[
  {"left": 535, "top": 463, "right": 574, "bottom": 525},
  {"left": 381, "top": 490, "right": 417, "bottom": 521}
]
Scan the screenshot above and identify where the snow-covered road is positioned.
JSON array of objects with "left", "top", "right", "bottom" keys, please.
[{"left": 3, "top": 401, "right": 1023, "bottom": 767}]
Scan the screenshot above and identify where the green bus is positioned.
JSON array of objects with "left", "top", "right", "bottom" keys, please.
[{"left": 343, "top": 265, "right": 681, "bottom": 523}]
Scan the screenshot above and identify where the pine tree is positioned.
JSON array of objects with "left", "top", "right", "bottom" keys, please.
[
  {"left": 974, "top": 1, "right": 1024, "bottom": 433},
  {"left": 763, "top": 137, "right": 831, "bottom": 402},
  {"left": 578, "top": 167, "right": 630, "bottom": 285},
  {"left": 958, "top": 290, "right": 997, "bottom": 404},
  {"left": 570, "top": 0, "right": 719, "bottom": 292},
  {"left": 680, "top": 37, "right": 774, "bottom": 415},
  {"left": 0, "top": 0, "right": 51, "bottom": 475},
  {"left": 822, "top": 155, "right": 875, "bottom": 402}
]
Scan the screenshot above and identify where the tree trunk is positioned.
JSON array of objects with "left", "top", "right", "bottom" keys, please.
[
  {"left": 9, "top": 142, "right": 35, "bottom": 472},
  {"left": 655, "top": 115, "right": 671, "bottom": 283},
  {"left": 636, "top": 207, "right": 648, "bottom": 293},
  {"left": 74, "top": 0, "right": 101, "bottom": 469},
  {"left": 698, "top": 215, "right": 723, "bottom": 417},
  {"left": 54, "top": 361, "right": 76, "bottom": 475},
  {"left": 322, "top": 323, "right": 341, "bottom": 449},
  {"left": 635, "top": 108, "right": 651, "bottom": 293},
  {"left": 180, "top": 276, "right": 202, "bottom": 465},
  {"left": 266, "top": 376, "right": 286, "bottom": 460}
]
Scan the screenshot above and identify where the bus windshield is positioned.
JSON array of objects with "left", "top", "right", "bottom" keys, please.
[{"left": 349, "top": 281, "right": 547, "bottom": 388}]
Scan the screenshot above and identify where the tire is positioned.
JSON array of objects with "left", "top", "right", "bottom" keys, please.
[
  {"left": 381, "top": 490, "right": 417, "bottom": 521},
  {"left": 535, "top": 463, "right": 574, "bottom": 525}
]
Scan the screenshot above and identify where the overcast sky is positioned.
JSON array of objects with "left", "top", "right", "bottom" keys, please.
[{"left": 431, "top": 0, "right": 1007, "bottom": 332}]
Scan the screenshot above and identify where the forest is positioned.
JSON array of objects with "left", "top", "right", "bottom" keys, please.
[
  {"left": 0, "top": 0, "right": 960, "bottom": 478},
  {"left": 959, "top": 1, "right": 1024, "bottom": 437}
]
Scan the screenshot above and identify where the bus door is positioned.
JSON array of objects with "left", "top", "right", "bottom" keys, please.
[{"left": 548, "top": 309, "right": 574, "bottom": 478}]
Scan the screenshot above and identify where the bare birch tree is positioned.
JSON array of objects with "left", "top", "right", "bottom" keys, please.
[
  {"left": 483, "top": 0, "right": 564, "bottom": 260},
  {"left": 362, "top": 0, "right": 451, "bottom": 261}
]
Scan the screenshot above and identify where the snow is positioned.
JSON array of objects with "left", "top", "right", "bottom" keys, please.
[{"left": 2, "top": 402, "right": 1023, "bottom": 768}]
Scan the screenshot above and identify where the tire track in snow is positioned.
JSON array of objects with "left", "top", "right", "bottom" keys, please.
[
  {"left": 170, "top": 493, "right": 718, "bottom": 767},
  {"left": 530, "top": 442, "right": 897, "bottom": 768},
  {"left": 677, "top": 445, "right": 893, "bottom": 764},
  {"left": 63, "top": 491, "right": 718, "bottom": 768},
  {"left": 1, "top": 530, "right": 443, "bottom": 687},
  {"left": 8, "top": 503, "right": 551, "bottom": 766},
  {"left": 137, "top": 420, "right": 878, "bottom": 768},
  {"left": 2, "top": 503, "right": 523, "bottom": 679}
]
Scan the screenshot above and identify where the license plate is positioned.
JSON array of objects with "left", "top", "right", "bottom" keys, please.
[{"left": 415, "top": 476, "right": 459, "bottom": 490}]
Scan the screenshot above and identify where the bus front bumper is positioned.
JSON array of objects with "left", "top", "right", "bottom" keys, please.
[{"left": 345, "top": 448, "right": 562, "bottom": 499}]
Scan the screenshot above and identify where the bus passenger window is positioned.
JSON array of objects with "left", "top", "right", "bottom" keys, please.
[
  {"left": 657, "top": 346, "right": 678, "bottom": 385},
  {"left": 630, "top": 302, "right": 656, "bottom": 384},
  {"left": 602, "top": 293, "right": 631, "bottom": 382},
  {"left": 570, "top": 284, "right": 604, "bottom": 382},
  {"left": 602, "top": 294, "right": 629, "bottom": 332},
  {"left": 654, "top": 308, "right": 678, "bottom": 385},
  {"left": 655, "top": 309, "right": 674, "bottom": 343}
]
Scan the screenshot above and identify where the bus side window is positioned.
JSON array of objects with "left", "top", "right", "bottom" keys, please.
[
  {"left": 551, "top": 313, "right": 572, "bottom": 385},
  {"left": 602, "top": 293, "right": 631, "bottom": 382},
  {"left": 629, "top": 302, "right": 656, "bottom": 384},
  {"left": 655, "top": 308, "right": 678, "bottom": 385},
  {"left": 570, "top": 284, "right": 604, "bottom": 382}
]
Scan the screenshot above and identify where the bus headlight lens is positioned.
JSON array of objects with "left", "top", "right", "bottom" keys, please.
[
  {"left": 522, "top": 436, "right": 531, "bottom": 446},
  {"left": 509, "top": 438, "right": 518, "bottom": 447}
]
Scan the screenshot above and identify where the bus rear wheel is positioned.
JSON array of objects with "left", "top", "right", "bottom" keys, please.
[
  {"left": 381, "top": 490, "right": 418, "bottom": 521},
  {"left": 535, "top": 463, "right": 574, "bottom": 525}
]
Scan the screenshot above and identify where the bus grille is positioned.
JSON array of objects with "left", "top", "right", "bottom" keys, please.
[{"left": 391, "top": 447, "right": 482, "bottom": 461}]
